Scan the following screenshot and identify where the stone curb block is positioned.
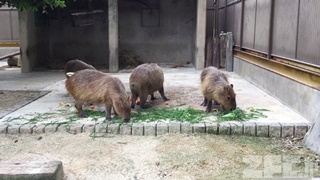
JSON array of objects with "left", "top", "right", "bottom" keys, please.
[
  {"left": 169, "top": 122, "right": 181, "bottom": 134},
  {"left": 7, "top": 125, "right": 20, "bottom": 134},
  {"left": 0, "top": 124, "right": 8, "bottom": 134},
  {"left": 67, "top": 124, "right": 83, "bottom": 134},
  {"left": 280, "top": 123, "right": 294, "bottom": 138},
  {"left": 205, "top": 122, "right": 218, "bottom": 134},
  {"left": 95, "top": 123, "right": 107, "bottom": 133},
  {"left": 45, "top": 124, "right": 58, "bottom": 133},
  {"left": 230, "top": 122, "right": 243, "bottom": 135},
  {"left": 0, "top": 121, "right": 311, "bottom": 138},
  {"left": 181, "top": 122, "right": 192, "bottom": 134},
  {"left": 107, "top": 123, "right": 119, "bottom": 135},
  {"left": 132, "top": 123, "right": 143, "bottom": 136},
  {"left": 294, "top": 123, "right": 308, "bottom": 137},
  {"left": 269, "top": 123, "right": 281, "bottom": 138},
  {"left": 144, "top": 122, "right": 156, "bottom": 136},
  {"left": 33, "top": 124, "right": 45, "bottom": 134},
  {"left": 82, "top": 124, "right": 95, "bottom": 133},
  {"left": 120, "top": 123, "right": 132, "bottom": 135},
  {"left": 19, "top": 124, "right": 35, "bottom": 134},
  {"left": 256, "top": 123, "right": 269, "bottom": 137},
  {"left": 219, "top": 122, "right": 231, "bottom": 135},
  {"left": 156, "top": 123, "right": 168, "bottom": 136},
  {"left": 192, "top": 123, "right": 205, "bottom": 134},
  {"left": 243, "top": 122, "right": 256, "bottom": 136}
]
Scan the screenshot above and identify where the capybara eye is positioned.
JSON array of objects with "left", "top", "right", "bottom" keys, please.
[{"left": 227, "top": 96, "right": 231, "bottom": 101}]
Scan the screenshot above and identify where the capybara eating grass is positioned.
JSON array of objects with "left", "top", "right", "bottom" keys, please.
[
  {"left": 64, "top": 59, "right": 96, "bottom": 78},
  {"left": 129, "top": 63, "right": 169, "bottom": 108},
  {"left": 200, "top": 66, "right": 236, "bottom": 112},
  {"left": 65, "top": 69, "right": 131, "bottom": 122}
]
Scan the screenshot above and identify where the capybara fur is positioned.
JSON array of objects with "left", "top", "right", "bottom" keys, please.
[
  {"left": 65, "top": 69, "right": 131, "bottom": 122},
  {"left": 129, "top": 63, "right": 169, "bottom": 108},
  {"left": 200, "top": 66, "right": 236, "bottom": 112},
  {"left": 64, "top": 59, "right": 96, "bottom": 78}
]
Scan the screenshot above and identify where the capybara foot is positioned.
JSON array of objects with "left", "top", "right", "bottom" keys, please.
[
  {"left": 163, "top": 97, "right": 170, "bottom": 101},
  {"left": 106, "top": 115, "right": 112, "bottom": 121},
  {"left": 79, "top": 112, "right": 89, "bottom": 118},
  {"left": 201, "top": 98, "right": 208, "bottom": 106},
  {"left": 140, "top": 103, "right": 152, "bottom": 109},
  {"left": 151, "top": 94, "right": 156, "bottom": 100}
]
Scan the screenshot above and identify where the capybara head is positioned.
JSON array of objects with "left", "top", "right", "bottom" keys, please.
[
  {"left": 216, "top": 84, "right": 236, "bottom": 111},
  {"left": 113, "top": 96, "right": 131, "bottom": 122}
]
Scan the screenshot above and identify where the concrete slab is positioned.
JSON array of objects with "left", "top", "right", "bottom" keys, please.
[
  {"left": 0, "top": 66, "right": 312, "bottom": 137},
  {"left": 0, "top": 161, "right": 64, "bottom": 180}
]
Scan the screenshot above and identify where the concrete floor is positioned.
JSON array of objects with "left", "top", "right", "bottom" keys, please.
[{"left": 0, "top": 63, "right": 310, "bottom": 126}]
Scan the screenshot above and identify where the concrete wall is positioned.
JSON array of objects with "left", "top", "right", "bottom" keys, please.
[
  {"left": 0, "top": 6, "right": 19, "bottom": 41},
  {"left": 234, "top": 57, "right": 320, "bottom": 122},
  {"left": 118, "top": 0, "right": 196, "bottom": 65},
  {"left": 48, "top": 19, "right": 109, "bottom": 68}
]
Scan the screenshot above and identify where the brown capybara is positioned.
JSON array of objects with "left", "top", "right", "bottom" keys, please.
[
  {"left": 129, "top": 63, "right": 169, "bottom": 108},
  {"left": 65, "top": 69, "right": 131, "bottom": 122},
  {"left": 200, "top": 66, "right": 236, "bottom": 112},
  {"left": 64, "top": 59, "right": 96, "bottom": 78}
]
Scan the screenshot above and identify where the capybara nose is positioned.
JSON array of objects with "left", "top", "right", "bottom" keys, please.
[{"left": 124, "top": 118, "right": 130, "bottom": 122}]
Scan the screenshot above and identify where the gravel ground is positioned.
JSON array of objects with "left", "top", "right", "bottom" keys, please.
[{"left": 0, "top": 133, "right": 319, "bottom": 179}]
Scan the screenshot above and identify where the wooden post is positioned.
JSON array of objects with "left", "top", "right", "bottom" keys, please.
[
  {"left": 108, "top": 0, "right": 119, "bottom": 72},
  {"left": 225, "top": 32, "right": 233, "bottom": 72}
]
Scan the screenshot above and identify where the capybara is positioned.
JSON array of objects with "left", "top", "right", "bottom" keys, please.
[
  {"left": 200, "top": 66, "right": 236, "bottom": 112},
  {"left": 64, "top": 59, "right": 96, "bottom": 78},
  {"left": 65, "top": 69, "right": 131, "bottom": 122},
  {"left": 129, "top": 63, "right": 169, "bottom": 108}
]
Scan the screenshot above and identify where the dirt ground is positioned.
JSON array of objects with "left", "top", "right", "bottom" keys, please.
[
  {"left": 0, "top": 133, "right": 319, "bottom": 180},
  {"left": 0, "top": 90, "right": 50, "bottom": 119}
]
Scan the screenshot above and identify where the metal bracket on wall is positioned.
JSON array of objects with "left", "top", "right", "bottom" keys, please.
[{"left": 234, "top": 49, "right": 320, "bottom": 90}]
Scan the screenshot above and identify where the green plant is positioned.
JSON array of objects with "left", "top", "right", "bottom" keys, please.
[
  {"left": 0, "top": 0, "right": 66, "bottom": 11},
  {"left": 216, "top": 107, "right": 269, "bottom": 122}
]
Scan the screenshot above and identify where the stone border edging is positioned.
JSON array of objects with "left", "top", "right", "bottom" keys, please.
[{"left": 0, "top": 122, "right": 312, "bottom": 138}]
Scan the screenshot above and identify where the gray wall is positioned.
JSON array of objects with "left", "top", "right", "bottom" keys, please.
[
  {"left": 48, "top": 19, "right": 109, "bottom": 68},
  {"left": 209, "top": 0, "right": 320, "bottom": 67},
  {"left": 0, "top": 6, "right": 19, "bottom": 42},
  {"left": 118, "top": 0, "right": 196, "bottom": 64},
  {"left": 234, "top": 56, "right": 320, "bottom": 123}
]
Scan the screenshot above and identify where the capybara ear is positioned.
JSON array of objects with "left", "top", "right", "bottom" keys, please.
[{"left": 230, "top": 84, "right": 234, "bottom": 88}]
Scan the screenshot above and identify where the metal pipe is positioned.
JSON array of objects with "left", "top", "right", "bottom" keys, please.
[
  {"left": 0, "top": 51, "right": 20, "bottom": 61},
  {"left": 239, "top": 0, "right": 245, "bottom": 49},
  {"left": 267, "top": 0, "right": 275, "bottom": 59},
  {"left": 295, "top": 0, "right": 301, "bottom": 59}
]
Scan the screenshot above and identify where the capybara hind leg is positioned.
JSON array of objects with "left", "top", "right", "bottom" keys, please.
[
  {"left": 205, "top": 100, "right": 213, "bottom": 113},
  {"left": 159, "top": 87, "right": 169, "bottom": 101},
  {"left": 105, "top": 104, "right": 112, "bottom": 120},
  {"left": 75, "top": 103, "right": 88, "bottom": 118},
  {"left": 201, "top": 98, "right": 208, "bottom": 106},
  {"left": 140, "top": 94, "right": 151, "bottom": 109},
  {"left": 150, "top": 94, "right": 156, "bottom": 100},
  {"left": 131, "top": 93, "right": 138, "bottom": 109}
]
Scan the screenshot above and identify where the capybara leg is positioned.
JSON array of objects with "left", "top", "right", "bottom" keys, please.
[
  {"left": 105, "top": 104, "right": 112, "bottom": 120},
  {"left": 205, "top": 100, "right": 213, "bottom": 113},
  {"left": 113, "top": 107, "right": 118, "bottom": 116},
  {"left": 75, "top": 103, "right": 88, "bottom": 118},
  {"left": 131, "top": 93, "right": 138, "bottom": 109},
  {"left": 159, "top": 87, "right": 170, "bottom": 101},
  {"left": 150, "top": 94, "right": 156, "bottom": 100},
  {"left": 200, "top": 98, "right": 208, "bottom": 106},
  {"left": 140, "top": 94, "right": 151, "bottom": 109}
]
